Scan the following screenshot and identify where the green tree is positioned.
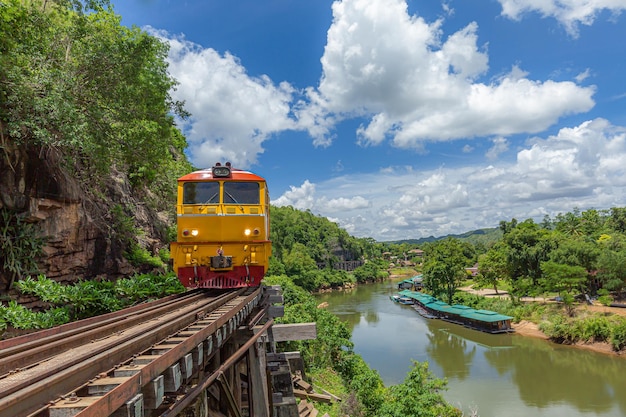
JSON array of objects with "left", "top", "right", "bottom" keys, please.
[
  {"left": 548, "top": 236, "right": 599, "bottom": 272},
  {"left": 499, "top": 218, "right": 518, "bottom": 235},
  {"left": 422, "top": 238, "right": 470, "bottom": 303},
  {"left": 266, "top": 256, "right": 286, "bottom": 276},
  {"left": 502, "top": 219, "right": 553, "bottom": 285},
  {"left": 540, "top": 261, "right": 587, "bottom": 315},
  {"left": 596, "top": 249, "right": 626, "bottom": 293},
  {"left": 353, "top": 261, "right": 386, "bottom": 283},
  {"left": 476, "top": 242, "right": 508, "bottom": 294},
  {"left": 283, "top": 243, "right": 318, "bottom": 276},
  {"left": 1, "top": 0, "right": 189, "bottom": 201},
  {"left": 379, "top": 361, "right": 461, "bottom": 417},
  {"left": 607, "top": 207, "right": 626, "bottom": 233}
]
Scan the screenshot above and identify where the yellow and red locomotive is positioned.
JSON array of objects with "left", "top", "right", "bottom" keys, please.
[{"left": 170, "top": 162, "right": 271, "bottom": 289}]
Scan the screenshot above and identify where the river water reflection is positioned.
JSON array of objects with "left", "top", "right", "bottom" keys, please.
[{"left": 316, "top": 280, "right": 626, "bottom": 417}]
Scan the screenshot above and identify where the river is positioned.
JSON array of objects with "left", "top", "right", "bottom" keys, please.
[{"left": 316, "top": 280, "right": 626, "bottom": 417}]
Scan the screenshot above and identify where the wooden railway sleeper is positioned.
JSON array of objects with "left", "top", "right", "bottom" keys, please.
[
  {"left": 42, "top": 289, "right": 264, "bottom": 417},
  {"left": 0, "top": 290, "right": 253, "bottom": 417},
  {"left": 160, "top": 317, "right": 274, "bottom": 417},
  {"left": 0, "top": 291, "right": 207, "bottom": 375}
]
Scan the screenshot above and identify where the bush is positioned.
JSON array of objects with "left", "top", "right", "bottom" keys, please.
[
  {"left": 610, "top": 319, "right": 626, "bottom": 351},
  {"left": 126, "top": 246, "right": 164, "bottom": 268},
  {"left": 598, "top": 295, "right": 614, "bottom": 306},
  {"left": 379, "top": 361, "right": 461, "bottom": 417},
  {"left": 353, "top": 262, "right": 387, "bottom": 283},
  {"left": 540, "top": 315, "right": 574, "bottom": 343},
  {"left": 0, "top": 301, "right": 70, "bottom": 330},
  {"left": 580, "top": 315, "right": 612, "bottom": 342},
  {"left": 5, "top": 273, "right": 185, "bottom": 331}
]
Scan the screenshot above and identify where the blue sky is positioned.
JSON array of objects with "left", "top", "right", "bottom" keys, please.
[{"left": 113, "top": 0, "right": 626, "bottom": 242}]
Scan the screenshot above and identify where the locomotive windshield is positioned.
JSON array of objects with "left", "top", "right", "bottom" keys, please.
[
  {"left": 224, "top": 182, "right": 260, "bottom": 204},
  {"left": 183, "top": 182, "right": 220, "bottom": 204},
  {"left": 182, "top": 181, "right": 260, "bottom": 204}
]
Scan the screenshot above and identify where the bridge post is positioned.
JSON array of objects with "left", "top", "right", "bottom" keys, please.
[{"left": 248, "top": 340, "right": 270, "bottom": 417}]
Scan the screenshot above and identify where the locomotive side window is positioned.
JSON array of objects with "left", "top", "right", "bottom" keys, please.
[
  {"left": 183, "top": 182, "right": 220, "bottom": 204},
  {"left": 223, "top": 182, "right": 260, "bottom": 204}
]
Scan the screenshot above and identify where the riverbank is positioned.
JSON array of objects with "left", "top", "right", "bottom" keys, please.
[
  {"left": 458, "top": 285, "right": 626, "bottom": 357},
  {"left": 513, "top": 319, "right": 623, "bottom": 356},
  {"left": 326, "top": 276, "right": 626, "bottom": 357}
]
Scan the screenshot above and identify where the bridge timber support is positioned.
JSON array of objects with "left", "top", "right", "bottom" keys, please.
[{"left": 173, "top": 284, "right": 319, "bottom": 417}]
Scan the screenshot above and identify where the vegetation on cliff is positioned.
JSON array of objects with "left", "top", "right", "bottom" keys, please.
[
  {"left": 2, "top": 2, "right": 625, "bottom": 415},
  {"left": 1, "top": 0, "right": 190, "bottom": 189},
  {"left": 0, "top": 0, "right": 194, "bottom": 289}
]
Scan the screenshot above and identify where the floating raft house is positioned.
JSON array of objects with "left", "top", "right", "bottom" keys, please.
[
  {"left": 397, "top": 290, "right": 514, "bottom": 334},
  {"left": 397, "top": 274, "right": 424, "bottom": 290}
]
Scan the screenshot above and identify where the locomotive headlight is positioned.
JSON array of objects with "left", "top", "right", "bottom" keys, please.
[
  {"left": 191, "top": 229, "right": 199, "bottom": 236},
  {"left": 182, "top": 229, "right": 199, "bottom": 237},
  {"left": 244, "top": 229, "right": 251, "bottom": 236}
]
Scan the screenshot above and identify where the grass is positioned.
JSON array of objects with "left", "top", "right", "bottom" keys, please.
[{"left": 306, "top": 368, "right": 347, "bottom": 417}]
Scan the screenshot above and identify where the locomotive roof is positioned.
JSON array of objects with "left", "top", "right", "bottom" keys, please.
[{"left": 178, "top": 168, "right": 265, "bottom": 182}]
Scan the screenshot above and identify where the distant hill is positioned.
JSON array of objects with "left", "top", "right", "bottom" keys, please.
[{"left": 388, "top": 227, "right": 502, "bottom": 246}]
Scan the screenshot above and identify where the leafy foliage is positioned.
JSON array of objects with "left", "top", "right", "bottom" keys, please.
[
  {"left": 610, "top": 320, "right": 626, "bottom": 350},
  {"left": 422, "top": 238, "right": 475, "bottom": 303},
  {"left": 0, "top": 273, "right": 184, "bottom": 332},
  {"left": 269, "top": 205, "right": 383, "bottom": 291},
  {"left": 539, "top": 313, "right": 626, "bottom": 349},
  {"left": 353, "top": 261, "right": 388, "bottom": 283},
  {"left": 109, "top": 204, "right": 164, "bottom": 268},
  {"left": 1, "top": 0, "right": 193, "bottom": 210},
  {"left": 379, "top": 361, "right": 461, "bottom": 417},
  {"left": 0, "top": 301, "right": 70, "bottom": 330},
  {"left": 476, "top": 241, "right": 508, "bottom": 294},
  {"left": 479, "top": 208, "right": 626, "bottom": 302}
]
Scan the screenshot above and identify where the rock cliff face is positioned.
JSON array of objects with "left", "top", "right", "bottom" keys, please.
[{"left": 0, "top": 142, "right": 169, "bottom": 297}]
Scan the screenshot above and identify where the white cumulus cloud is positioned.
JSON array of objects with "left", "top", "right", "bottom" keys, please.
[
  {"left": 296, "top": 0, "right": 595, "bottom": 150},
  {"left": 148, "top": 28, "right": 298, "bottom": 168},
  {"left": 498, "top": 0, "right": 626, "bottom": 37},
  {"left": 278, "top": 119, "right": 626, "bottom": 240}
]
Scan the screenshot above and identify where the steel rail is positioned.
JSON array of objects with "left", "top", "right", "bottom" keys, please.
[
  {"left": 0, "top": 290, "right": 203, "bottom": 352},
  {"left": 70, "top": 288, "right": 263, "bottom": 417},
  {"left": 0, "top": 289, "right": 243, "bottom": 417},
  {"left": 0, "top": 290, "right": 208, "bottom": 376}
]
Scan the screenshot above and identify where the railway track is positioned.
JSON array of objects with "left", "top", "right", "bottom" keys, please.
[{"left": 0, "top": 287, "right": 267, "bottom": 417}]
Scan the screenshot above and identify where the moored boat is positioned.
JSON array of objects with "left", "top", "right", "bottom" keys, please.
[{"left": 390, "top": 294, "right": 414, "bottom": 305}]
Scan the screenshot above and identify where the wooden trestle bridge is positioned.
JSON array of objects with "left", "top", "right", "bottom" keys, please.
[{"left": 0, "top": 286, "right": 325, "bottom": 417}]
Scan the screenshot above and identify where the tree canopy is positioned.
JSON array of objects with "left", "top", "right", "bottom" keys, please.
[
  {"left": 422, "top": 238, "right": 475, "bottom": 303},
  {"left": 1, "top": 0, "right": 191, "bottom": 204}
]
